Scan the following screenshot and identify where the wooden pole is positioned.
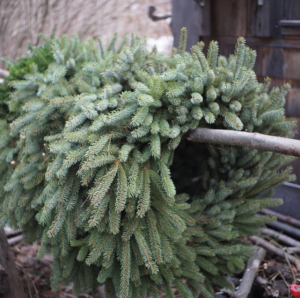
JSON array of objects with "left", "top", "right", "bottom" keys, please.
[
  {"left": 188, "top": 128, "right": 300, "bottom": 157},
  {"left": 0, "top": 229, "right": 26, "bottom": 298}
]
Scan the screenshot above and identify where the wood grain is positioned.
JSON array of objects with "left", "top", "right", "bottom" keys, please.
[{"left": 0, "top": 229, "right": 26, "bottom": 298}]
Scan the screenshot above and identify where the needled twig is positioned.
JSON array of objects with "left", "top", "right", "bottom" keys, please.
[
  {"left": 249, "top": 236, "right": 300, "bottom": 272},
  {"left": 187, "top": 128, "right": 300, "bottom": 157}
]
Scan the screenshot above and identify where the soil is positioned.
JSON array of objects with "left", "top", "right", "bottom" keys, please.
[{"left": 9, "top": 239, "right": 300, "bottom": 298}]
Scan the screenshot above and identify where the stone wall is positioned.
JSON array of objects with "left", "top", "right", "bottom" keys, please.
[{"left": 0, "top": 0, "right": 172, "bottom": 64}]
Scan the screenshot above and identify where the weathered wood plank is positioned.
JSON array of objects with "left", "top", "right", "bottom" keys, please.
[
  {"left": 201, "top": 36, "right": 300, "bottom": 80},
  {"left": 258, "top": 46, "right": 300, "bottom": 79},
  {"left": 211, "top": 0, "right": 247, "bottom": 37},
  {"left": 284, "top": 0, "right": 300, "bottom": 19},
  {"left": 290, "top": 117, "right": 300, "bottom": 184},
  {"left": 201, "top": 35, "right": 300, "bottom": 49},
  {"left": 286, "top": 88, "right": 300, "bottom": 118},
  {"left": 172, "top": 0, "right": 211, "bottom": 50},
  {"left": 249, "top": 0, "right": 285, "bottom": 38},
  {"left": 282, "top": 48, "right": 300, "bottom": 79},
  {"left": 0, "top": 229, "right": 26, "bottom": 298},
  {"left": 280, "top": 20, "right": 300, "bottom": 37}
]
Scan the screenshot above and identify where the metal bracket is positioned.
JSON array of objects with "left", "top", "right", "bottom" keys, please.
[
  {"left": 194, "top": 0, "right": 205, "bottom": 8},
  {"left": 258, "top": 0, "right": 264, "bottom": 6}
]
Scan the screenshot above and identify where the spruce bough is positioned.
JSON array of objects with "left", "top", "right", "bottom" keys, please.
[{"left": 0, "top": 29, "right": 296, "bottom": 297}]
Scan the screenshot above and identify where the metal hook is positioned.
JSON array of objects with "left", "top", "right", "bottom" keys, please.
[{"left": 194, "top": 0, "right": 205, "bottom": 8}]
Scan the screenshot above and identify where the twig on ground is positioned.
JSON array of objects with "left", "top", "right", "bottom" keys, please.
[
  {"left": 285, "top": 252, "right": 297, "bottom": 284},
  {"left": 231, "top": 246, "right": 266, "bottom": 297},
  {"left": 261, "top": 209, "right": 300, "bottom": 229},
  {"left": 24, "top": 271, "right": 34, "bottom": 298},
  {"left": 4, "top": 227, "right": 22, "bottom": 238},
  {"left": 249, "top": 236, "right": 300, "bottom": 272},
  {"left": 267, "top": 221, "right": 300, "bottom": 240},
  {"left": 278, "top": 271, "right": 291, "bottom": 298},
  {"left": 8, "top": 235, "right": 23, "bottom": 246},
  {"left": 187, "top": 128, "right": 300, "bottom": 157},
  {"left": 270, "top": 238, "right": 284, "bottom": 249},
  {"left": 285, "top": 247, "right": 300, "bottom": 254},
  {"left": 4, "top": 227, "right": 17, "bottom": 237},
  {"left": 261, "top": 227, "right": 300, "bottom": 247},
  {"left": 256, "top": 276, "right": 268, "bottom": 285}
]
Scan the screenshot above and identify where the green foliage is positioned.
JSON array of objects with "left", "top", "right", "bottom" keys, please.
[{"left": 0, "top": 28, "right": 296, "bottom": 298}]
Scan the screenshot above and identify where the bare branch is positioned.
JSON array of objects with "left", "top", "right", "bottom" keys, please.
[
  {"left": 232, "top": 246, "right": 266, "bottom": 298},
  {"left": 267, "top": 221, "right": 300, "bottom": 239},
  {"left": 261, "top": 227, "right": 300, "bottom": 247},
  {"left": 7, "top": 235, "right": 23, "bottom": 246},
  {"left": 261, "top": 208, "right": 300, "bottom": 228},
  {"left": 249, "top": 236, "right": 300, "bottom": 271},
  {"left": 187, "top": 128, "right": 300, "bottom": 157},
  {"left": 4, "top": 227, "right": 21, "bottom": 238},
  {"left": 285, "top": 247, "right": 300, "bottom": 254}
]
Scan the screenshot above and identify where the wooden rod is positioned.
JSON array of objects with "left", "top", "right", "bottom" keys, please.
[{"left": 188, "top": 128, "right": 300, "bottom": 157}]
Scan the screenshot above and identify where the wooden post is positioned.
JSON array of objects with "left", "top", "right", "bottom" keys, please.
[{"left": 0, "top": 229, "right": 26, "bottom": 298}]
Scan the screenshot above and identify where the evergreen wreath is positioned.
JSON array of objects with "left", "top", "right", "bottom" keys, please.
[{"left": 0, "top": 29, "right": 296, "bottom": 298}]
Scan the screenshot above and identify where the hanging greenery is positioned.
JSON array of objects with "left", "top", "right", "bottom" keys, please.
[{"left": 0, "top": 29, "right": 296, "bottom": 298}]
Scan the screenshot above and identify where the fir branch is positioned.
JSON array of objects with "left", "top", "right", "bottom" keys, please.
[
  {"left": 89, "top": 162, "right": 119, "bottom": 206},
  {"left": 115, "top": 163, "right": 128, "bottom": 212},
  {"left": 0, "top": 31, "right": 296, "bottom": 298},
  {"left": 134, "top": 229, "right": 158, "bottom": 274},
  {"left": 120, "top": 240, "right": 131, "bottom": 298},
  {"left": 178, "top": 27, "right": 187, "bottom": 55},
  {"left": 159, "top": 158, "right": 176, "bottom": 198},
  {"left": 137, "top": 167, "right": 151, "bottom": 217}
]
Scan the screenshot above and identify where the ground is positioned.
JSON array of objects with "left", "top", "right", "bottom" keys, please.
[{"left": 9, "top": 239, "right": 299, "bottom": 298}]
